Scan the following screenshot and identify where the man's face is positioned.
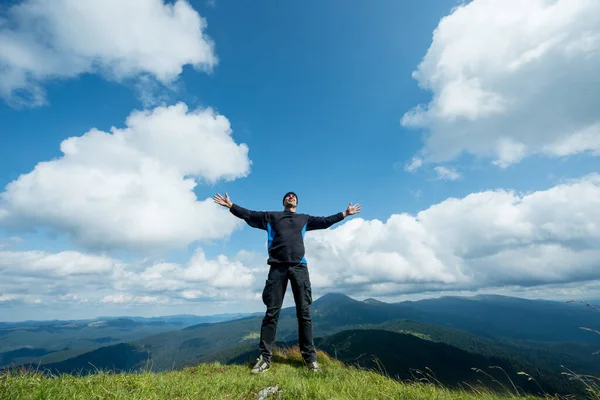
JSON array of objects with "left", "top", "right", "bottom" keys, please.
[{"left": 284, "top": 193, "right": 297, "bottom": 207}]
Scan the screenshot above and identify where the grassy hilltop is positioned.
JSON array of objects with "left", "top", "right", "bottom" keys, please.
[{"left": 1, "top": 347, "right": 589, "bottom": 400}]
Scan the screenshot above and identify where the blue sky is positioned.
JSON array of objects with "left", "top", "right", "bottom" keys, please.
[{"left": 1, "top": 0, "right": 599, "bottom": 321}]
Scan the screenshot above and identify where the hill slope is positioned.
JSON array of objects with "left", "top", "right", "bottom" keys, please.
[
  {"left": 0, "top": 347, "right": 562, "bottom": 400},
  {"left": 400, "top": 294, "right": 600, "bottom": 344},
  {"left": 354, "top": 319, "right": 600, "bottom": 376},
  {"left": 313, "top": 329, "right": 582, "bottom": 396},
  {"left": 27, "top": 343, "right": 150, "bottom": 376},
  {"left": 218, "top": 329, "right": 582, "bottom": 396}
]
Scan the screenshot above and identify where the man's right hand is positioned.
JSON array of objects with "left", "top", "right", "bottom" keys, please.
[{"left": 213, "top": 193, "right": 233, "bottom": 208}]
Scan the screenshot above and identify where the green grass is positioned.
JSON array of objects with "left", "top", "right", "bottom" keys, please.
[
  {"left": 241, "top": 332, "right": 261, "bottom": 341},
  {"left": 0, "top": 347, "right": 577, "bottom": 400},
  {"left": 395, "top": 330, "right": 432, "bottom": 341}
]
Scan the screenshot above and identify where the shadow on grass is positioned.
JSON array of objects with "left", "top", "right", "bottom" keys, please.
[
  {"left": 270, "top": 353, "right": 305, "bottom": 369},
  {"left": 242, "top": 346, "right": 332, "bottom": 370}
]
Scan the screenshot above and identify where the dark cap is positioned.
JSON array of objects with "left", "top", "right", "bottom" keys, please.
[{"left": 283, "top": 191, "right": 298, "bottom": 205}]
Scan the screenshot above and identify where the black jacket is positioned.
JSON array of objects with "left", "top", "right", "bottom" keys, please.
[{"left": 230, "top": 204, "right": 344, "bottom": 265}]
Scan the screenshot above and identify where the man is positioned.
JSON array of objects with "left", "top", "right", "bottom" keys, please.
[{"left": 213, "top": 191, "right": 361, "bottom": 374}]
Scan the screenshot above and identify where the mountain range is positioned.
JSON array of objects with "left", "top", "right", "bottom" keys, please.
[
  {"left": 2, "top": 293, "right": 598, "bottom": 397},
  {"left": 0, "top": 312, "right": 250, "bottom": 367}
]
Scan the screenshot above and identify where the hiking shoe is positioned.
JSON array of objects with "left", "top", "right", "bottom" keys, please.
[
  {"left": 308, "top": 361, "right": 322, "bottom": 372},
  {"left": 251, "top": 355, "right": 270, "bottom": 374}
]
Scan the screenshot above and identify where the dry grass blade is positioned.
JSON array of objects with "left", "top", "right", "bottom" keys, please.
[
  {"left": 565, "top": 300, "right": 600, "bottom": 311},
  {"left": 579, "top": 326, "right": 600, "bottom": 336}
]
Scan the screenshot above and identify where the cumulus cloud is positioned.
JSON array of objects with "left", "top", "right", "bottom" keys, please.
[
  {"left": 0, "top": 0, "right": 217, "bottom": 106},
  {"left": 0, "top": 247, "right": 261, "bottom": 309},
  {"left": 0, "top": 103, "right": 250, "bottom": 252},
  {"left": 112, "top": 248, "right": 256, "bottom": 296},
  {"left": 0, "top": 250, "right": 118, "bottom": 309},
  {"left": 402, "top": 0, "right": 600, "bottom": 167},
  {"left": 305, "top": 174, "right": 600, "bottom": 297},
  {"left": 0, "top": 250, "right": 117, "bottom": 277},
  {"left": 3, "top": 175, "right": 599, "bottom": 316}
]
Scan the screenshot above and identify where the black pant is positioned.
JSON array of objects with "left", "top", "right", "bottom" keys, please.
[{"left": 259, "top": 263, "right": 316, "bottom": 363}]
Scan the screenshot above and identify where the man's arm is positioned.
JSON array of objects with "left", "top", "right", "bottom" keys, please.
[
  {"left": 306, "top": 202, "right": 361, "bottom": 231},
  {"left": 213, "top": 193, "right": 269, "bottom": 230}
]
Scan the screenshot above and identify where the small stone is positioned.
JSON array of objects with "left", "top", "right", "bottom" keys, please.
[{"left": 257, "top": 385, "right": 282, "bottom": 400}]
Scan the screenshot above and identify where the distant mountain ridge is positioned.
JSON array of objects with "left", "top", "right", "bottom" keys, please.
[
  {"left": 0, "top": 312, "right": 251, "bottom": 329},
  {"left": 0, "top": 312, "right": 252, "bottom": 368},
  {"left": 8, "top": 292, "right": 598, "bottom": 394},
  {"left": 395, "top": 293, "right": 600, "bottom": 343}
]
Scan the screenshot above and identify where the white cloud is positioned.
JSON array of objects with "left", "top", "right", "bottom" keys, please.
[
  {"left": 3, "top": 175, "right": 600, "bottom": 316},
  {"left": 112, "top": 248, "right": 256, "bottom": 296},
  {"left": 402, "top": 0, "right": 600, "bottom": 167},
  {"left": 100, "top": 294, "right": 169, "bottom": 305},
  {"left": 0, "top": 103, "right": 250, "bottom": 252},
  {"left": 371, "top": 280, "right": 600, "bottom": 304},
  {"left": 305, "top": 174, "right": 600, "bottom": 297},
  {"left": 434, "top": 166, "right": 461, "bottom": 181},
  {"left": 0, "top": 250, "right": 117, "bottom": 277},
  {"left": 0, "top": 247, "right": 260, "bottom": 309},
  {"left": 0, "top": 294, "right": 41, "bottom": 304},
  {"left": 183, "top": 249, "right": 255, "bottom": 289},
  {"left": 0, "top": 0, "right": 217, "bottom": 106},
  {"left": 404, "top": 157, "right": 423, "bottom": 172}
]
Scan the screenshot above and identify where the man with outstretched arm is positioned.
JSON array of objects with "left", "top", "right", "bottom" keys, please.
[{"left": 213, "top": 191, "right": 361, "bottom": 374}]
